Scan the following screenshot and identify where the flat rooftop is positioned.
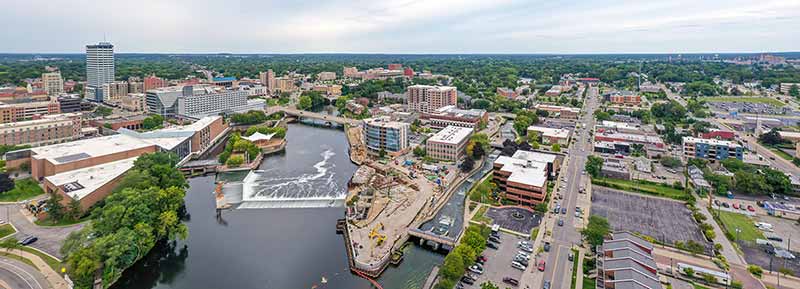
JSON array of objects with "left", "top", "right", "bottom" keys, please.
[
  {"left": 31, "top": 134, "right": 153, "bottom": 164},
  {"left": 683, "top": 136, "right": 741, "bottom": 148},
  {"left": 428, "top": 125, "right": 473, "bottom": 145},
  {"left": 528, "top": 125, "right": 570, "bottom": 139},
  {"left": 494, "top": 153, "right": 549, "bottom": 187},
  {"left": 363, "top": 117, "right": 408, "bottom": 130},
  {"left": 45, "top": 158, "right": 136, "bottom": 200}
]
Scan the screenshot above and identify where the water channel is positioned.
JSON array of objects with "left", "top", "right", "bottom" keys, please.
[{"left": 112, "top": 123, "right": 445, "bottom": 289}]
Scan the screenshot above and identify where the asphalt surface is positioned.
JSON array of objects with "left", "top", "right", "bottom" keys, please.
[
  {"left": 0, "top": 256, "right": 49, "bottom": 289},
  {"left": 465, "top": 232, "right": 525, "bottom": 288},
  {"left": 1, "top": 205, "right": 84, "bottom": 258},
  {"left": 540, "top": 86, "right": 599, "bottom": 289}
]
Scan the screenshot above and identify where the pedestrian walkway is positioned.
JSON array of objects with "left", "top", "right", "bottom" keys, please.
[{"left": 0, "top": 248, "right": 68, "bottom": 289}]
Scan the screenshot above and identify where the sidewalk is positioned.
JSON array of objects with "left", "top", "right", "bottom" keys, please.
[{"left": 1, "top": 248, "right": 68, "bottom": 289}]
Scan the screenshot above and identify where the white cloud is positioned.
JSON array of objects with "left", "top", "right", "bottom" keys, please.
[{"left": 0, "top": 0, "right": 797, "bottom": 53}]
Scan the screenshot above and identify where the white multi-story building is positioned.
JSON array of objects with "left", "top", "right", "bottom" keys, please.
[
  {"left": 86, "top": 42, "right": 115, "bottom": 101},
  {"left": 426, "top": 125, "right": 473, "bottom": 161},
  {"left": 363, "top": 117, "right": 410, "bottom": 154},
  {"left": 42, "top": 71, "right": 64, "bottom": 96},
  {"left": 147, "top": 85, "right": 265, "bottom": 118}
]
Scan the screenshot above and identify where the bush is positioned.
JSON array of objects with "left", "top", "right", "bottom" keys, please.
[
  {"left": 226, "top": 155, "right": 245, "bottom": 167},
  {"left": 748, "top": 265, "right": 763, "bottom": 278}
]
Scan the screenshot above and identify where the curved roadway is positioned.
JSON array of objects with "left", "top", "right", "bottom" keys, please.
[{"left": 0, "top": 257, "right": 49, "bottom": 289}]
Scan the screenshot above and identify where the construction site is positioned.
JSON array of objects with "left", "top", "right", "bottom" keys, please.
[{"left": 343, "top": 159, "right": 451, "bottom": 277}]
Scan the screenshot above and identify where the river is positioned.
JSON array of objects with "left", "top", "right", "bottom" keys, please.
[{"left": 112, "top": 123, "right": 443, "bottom": 289}]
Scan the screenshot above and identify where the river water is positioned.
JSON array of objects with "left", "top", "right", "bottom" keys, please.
[{"left": 112, "top": 123, "right": 443, "bottom": 289}]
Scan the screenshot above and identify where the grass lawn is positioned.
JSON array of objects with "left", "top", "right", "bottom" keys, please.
[
  {"left": 699, "top": 97, "right": 785, "bottom": 107},
  {"left": 770, "top": 147, "right": 794, "bottom": 161},
  {"left": 530, "top": 228, "right": 539, "bottom": 241},
  {"left": 582, "top": 277, "right": 596, "bottom": 289},
  {"left": 592, "top": 177, "right": 692, "bottom": 202},
  {"left": 20, "top": 247, "right": 61, "bottom": 272},
  {"left": 570, "top": 248, "right": 580, "bottom": 289},
  {"left": 468, "top": 175, "right": 501, "bottom": 206},
  {"left": 0, "top": 224, "right": 16, "bottom": 239},
  {"left": 692, "top": 284, "right": 711, "bottom": 289},
  {"left": 0, "top": 251, "right": 36, "bottom": 268},
  {"left": 717, "top": 211, "right": 763, "bottom": 242},
  {"left": 34, "top": 216, "right": 87, "bottom": 227},
  {"left": 472, "top": 205, "right": 492, "bottom": 224},
  {"left": 0, "top": 178, "right": 44, "bottom": 202}
]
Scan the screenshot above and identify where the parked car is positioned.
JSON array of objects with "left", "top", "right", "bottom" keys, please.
[
  {"left": 486, "top": 242, "right": 499, "bottom": 250},
  {"left": 544, "top": 242, "right": 551, "bottom": 252},
  {"left": 569, "top": 252, "right": 574, "bottom": 261},
  {"left": 503, "top": 277, "right": 520, "bottom": 287},
  {"left": 733, "top": 203, "right": 739, "bottom": 209},
  {"left": 537, "top": 260, "right": 546, "bottom": 271},
  {"left": 739, "top": 204, "right": 747, "bottom": 211},
  {"left": 511, "top": 261, "right": 526, "bottom": 270},
  {"left": 513, "top": 256, "right": 529, "bottom": 266},
  {"left": 476, "top": 255, "right": 488, "bottom": 263},
  {"left": 461, "top": 276, "right": 475, "bottom": 285},
  {"left": 543, "top": 281, "right": 551, "bottom": 289},
  {"left": 558, "top": 219, "right": 564, "bottom": 226},
  {"left": 561, "top": 207, "right": 567, "bottom": 214},
  {"left": 722, "top": 202, "right": 730, "bottom": 208},
  {"left": 468, "top": 264, "right": 484, "bottom": 275},
  {"left": 714, "top": 200, "right": 720, "bottom": 206},
  {"left": 489, "top": 236, "right": 502, "bottom": 243},
  {"left": 516, "top": 252, "right": 530, "bottom": 260}
]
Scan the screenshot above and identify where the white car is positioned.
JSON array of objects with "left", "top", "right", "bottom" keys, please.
[
  {"left": 511, "top": 261, "right": 526, "bottom": 270},
  {"left": 468, "top": 265, "right": 484, "bottom": 275},
  {"left": 516, "top": 252, "right": 530, "bottom": 260}
]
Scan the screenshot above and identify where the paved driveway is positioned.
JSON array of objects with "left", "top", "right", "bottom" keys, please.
[
  {"left": 2, "top": 205, "right": 85, "bottom": 258},
  {"left": 485, "top": 207, "right": 541, "bottom": 235},
  {"left": 0, "top": 256, "right": 50, "bottom": 289}
]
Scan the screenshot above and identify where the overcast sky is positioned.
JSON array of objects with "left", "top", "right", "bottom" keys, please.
[{"left": 3, "top": 0, "right": 799, "bottom": 54}]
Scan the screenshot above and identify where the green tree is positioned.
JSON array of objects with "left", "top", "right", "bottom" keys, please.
[
  {"left": 481, "top": 281, "right": 500, "bottom": 289},
  {"left": 758, "top": 128, "right": 784, "bottom": 146},
  {"left": 298, "top": 95, "right": 313, "bottom": 110},
  {"left": 95, "top": 106, "right": 113, "bottom": 117},
  {"left": 141, "top": 115, "right": 165, "bottom": 130},
  {"left": 413, "top": 146, "right": 427, "bottom": 157},
  {"left": 684, "top": 267, "right": 695, "bottom": 278},
  {"left": 788, "top": 84, "right": 799, "bottom": 97},
  {"left": 226, "top": 155, "right": 245, "bottom": 167},
  {"left": 67, "top": 197, "right": 83, "bottom": 221},
  {"left": 582, "top": 215, "right": 610, "bottom": 248},
  {"left": 585, "top": 156, "right": 604, "bottom": 178},
  {"left": 45, "top": 192, "right": 66, "bottom": 221},
  {"left": 513, "top": 115, "right": 532, "bottom": 136},
  {"left": 379, "top": 149, "right": 387, "bottom": 158},
  {"left": 551, "top": 143, "right": 561, "bottom": 152}
]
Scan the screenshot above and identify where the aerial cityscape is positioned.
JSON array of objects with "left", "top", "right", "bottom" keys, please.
[{"left": 1, "top": 1, "right": 800, "bottom": 289}]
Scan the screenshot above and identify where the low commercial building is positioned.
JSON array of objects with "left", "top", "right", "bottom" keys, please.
[
  {"left": 57, "top": 94, "right": 83, "bottom": 113},
  {"left": 545, "top": 85, "right": 563, "bottom": 96},
  {"left": 0, "top": 113, "right": 82, "bottom": 147},
  {"left": 594, "top": 141, "right": 631, "bottom": 155},
  {"left": 601, "top": 159, "right": 631, "bottom": 180},
  {"left": 702, "top": 129, "right": 736, "bottom": 140},
  {"left": 777, "top": 131, "right": 800, "bottom": 143},
  {"left": 596, "top": 232, "right": 660, "bottom": 289},
  {"left": 426, "top": 125, "right": 473, "bottom": 161},
  {"left": 317, "top": 71, "right": 337, "bottom": 81},
  {"left": 90, "top": 115, "right": 148, "bottom": 131},
  {"left": 534, "top": 104, "right": 579, "bottom": 119},
  {"left": 596, "top": 121, "right": 642, "bottom": 134},
  {"left": 493, "top": 150, "right": 558, "bottom": 207},
  {"left": 682, "top": 136, "right": 743, "bottom": 161},
  {"left": 119, "top": 93, "right": 146, "bottom": 112},
  {"left": 688, "top": 165, "right": 711, "bottom": 193},
  {"left": 312, "top": 84, "right": 342, "bottom": 96},
  {"left": 119, "top": 116, "right": 228, "bottom": 162},
  {"left": 595, "top": 132, "right": 665, "bottom": 149},
  {"left": 496, "top": 87, "right": 518, "bottom": 99},
  {"left": 43, "top": 157, "right": 136, "bottom": 212},
  {"left": 780, "top": 83, "right": 800, "bottom": 95},
  {"left": 363, "top": 117, "right": 410, "bottom": 154},
  {"left": 527, "top": 126, "right": 571, "bottom": 145},
  {"left": 420, "top": 105, "right": 488, "bottom": 131}
]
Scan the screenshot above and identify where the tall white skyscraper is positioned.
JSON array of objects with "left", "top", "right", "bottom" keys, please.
[{"left": 86, "top": 42, "right": 115, "bottom": 101}]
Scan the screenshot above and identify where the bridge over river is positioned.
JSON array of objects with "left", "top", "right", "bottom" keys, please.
[{"left": 265, "top": 106, "right": 363, "bottom": 126}]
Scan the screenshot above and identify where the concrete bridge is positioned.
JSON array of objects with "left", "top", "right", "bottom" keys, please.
[
  {"left": 408, "top": 228, "right": 457, "bottom": 250},
  {"left": 265, "top": 106, "right": 363, "bottom": 126}
]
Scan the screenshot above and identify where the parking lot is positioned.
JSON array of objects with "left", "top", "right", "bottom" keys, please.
[
  {"left": 463, "top": 232, "right": 526, "bottom": 288},
  {"left": 740, "top": 242, "right": 800, "bottom": 276},
  {"left": 754, "top": 215, "right": 800, "bottom": 252},
  {"left": 591, "top": 187, "right": 711, "bottom": 253},
  {"left": 485, "top": 207, "right": 541, "bottom": 235}
]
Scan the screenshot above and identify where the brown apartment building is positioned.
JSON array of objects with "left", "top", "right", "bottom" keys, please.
[
  {"left": 407, "top": 85, "right": 457, "bottom": 113},
  {"left": 0, "top": 99, "right": 61, "bottom": 123},
  {"left": 492, "top": 150, "right": 558, "bottom": 207}
]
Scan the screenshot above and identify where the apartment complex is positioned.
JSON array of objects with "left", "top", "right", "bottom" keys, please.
[
  {"left": 426, "top": 126, "right": 473, "bottom": 161},
  {"left": 42, "top": 71, "right": 64, "bottom": 96},
  {"left": 527, "top": 126, "right": 571, "bottom": 145},
  {"left": 146, "top": 85, "right": 264, "bottom": 118},
  {"left": 605, "top": 91, "right": 642, "bottom": 105},
  {"left": 313, "top": 84, "right": 343, "bottom": 96},
  {"left": 407, "top": 85, "right": 457, "bottom": 113},
  {"left": 420, "top": 105, "right": 488, "bottom": 130},
  {"left": 0, "top": 99, "right": 61, "bottom": 123},
  {"left": 0, "top": 113, "right": 82, "bottom": 146},
  {"left": 101, "top": 81, "right": 129, "bottom": 103},
  {"left": 596, "top": 232, "right": 660, "bottom": 289},
  {"left": 86, "top": 42, "right": 115, "bottom": 101},
  {"left": 682, "top": 136, "right": 743, "bottom": 160},
  {"left": 317, "top": 71, "right": 337, "bottom": 81},
  {"left": 144, "top": 74, "right": 168, "bottom": 91},
  {"left": 363, "top": 117, "right": 410, "bottom": 153},
  {"left": 119, "top": 93, "right": 146, "bottom": 112},
  {"left": 259, "top": 70, "right": 277, "bottom": 93},
  {"left": 493, "top": 150, "right": 558, "bottom": 207}
]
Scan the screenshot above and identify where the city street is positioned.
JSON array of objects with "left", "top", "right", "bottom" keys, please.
[
  {"left": 521, "top": 86, "right": 599, "bottom": 289},
  {"left": 0, "top": 256, "right": 50, "bottom": 289}
]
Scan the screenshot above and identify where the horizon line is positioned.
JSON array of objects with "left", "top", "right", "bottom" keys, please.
[{"left": 1, "top": 51, "right": 799, "bottom": 56}]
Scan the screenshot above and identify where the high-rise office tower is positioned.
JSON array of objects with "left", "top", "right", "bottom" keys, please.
[{"left": 86, "top": 42, "right": 115, "bottom": 101}]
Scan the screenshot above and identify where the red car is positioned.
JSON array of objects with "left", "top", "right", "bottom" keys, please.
[
  {"left": 732, "top": 203, "right": 739, "bottom": 209},
  {"left": 538, "top": 260, "right": 546, "bottom": 271},
  {"left": 747, "top": 205, "right": 755, "bottom": 212}
]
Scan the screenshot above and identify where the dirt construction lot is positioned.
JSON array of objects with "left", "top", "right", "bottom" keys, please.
[{"left": 591, "top": 186, "right": 711, "bottom": 253}]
